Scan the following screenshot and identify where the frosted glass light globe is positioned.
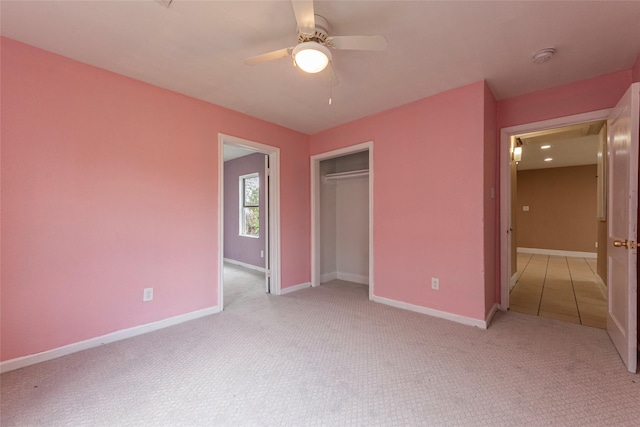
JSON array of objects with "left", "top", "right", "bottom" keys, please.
[{"left": 293, "top": 42, "right": 331, "bottom": 73}]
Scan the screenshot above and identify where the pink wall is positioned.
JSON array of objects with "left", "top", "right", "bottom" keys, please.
[
  {"left": 497, "top": 70, "right": 631, "bottom": 130},
  {"left": 311, "top": 82, "right": 489, "bottom": 321},
  {"left": 483, "top": 82, "right": 498, "bottom": 317},
  {"left": 3, "top": 35, "right": 637, "bottom": 363},
  {"left": 224, "top": 153, "right": 266, "bottom": 268},
  {"left": 0, "top": 38, "right": 309, "bottom": 362}
]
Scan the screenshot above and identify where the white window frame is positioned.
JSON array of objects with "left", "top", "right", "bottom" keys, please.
[{"left": 239, "top": 172, "right": 260, "bottom": 238}]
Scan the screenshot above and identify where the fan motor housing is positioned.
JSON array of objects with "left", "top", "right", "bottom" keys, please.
[{"left": 298, "top": 15, "right": 329, "bottom": 44}]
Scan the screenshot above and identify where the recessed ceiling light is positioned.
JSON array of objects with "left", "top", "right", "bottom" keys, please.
[
  {"left": 544, "top": 158, "right": 553, "bottom": 162},
  {"left": 540, "top": 145, "right": 551, "bottom": 149}
]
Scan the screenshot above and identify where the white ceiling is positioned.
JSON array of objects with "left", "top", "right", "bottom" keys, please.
[
  {"left": 2, "top": 1, "right": 640, "bottom": 135},
  {"left": 223, "top": 144, "right": 256, "bottom": 162},
  {"left": 517, "top": 121, "right": 605, "bottom": 171}
]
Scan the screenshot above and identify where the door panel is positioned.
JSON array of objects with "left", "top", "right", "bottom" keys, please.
[
  {"left": 607, "top": 82, "right": 639, "bottom": 373},
  {"left": 609, "top": 257, "right": 627, "bottom": 330}
]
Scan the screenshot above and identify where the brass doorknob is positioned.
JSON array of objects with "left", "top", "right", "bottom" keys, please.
[{"left": 614, "top": 239, "right": 629, "bottom": 248}]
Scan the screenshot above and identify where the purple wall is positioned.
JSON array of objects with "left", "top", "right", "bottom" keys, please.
[{"left": 224, "top": 153, "right": 266, "bottom": 268}]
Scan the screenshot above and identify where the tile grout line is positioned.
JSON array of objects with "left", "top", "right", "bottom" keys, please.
[
  {"left": 511, "top": 253, "right": 534, "bottom": 294},
  {"left": 536, "top": 255, "right": 550, "bottom": 316},
  {"left": 584, "top": 257, "right": 597, "bottom": 276},
  {"left": 565, "top": 256, "right": 583, "bottom": 325}
]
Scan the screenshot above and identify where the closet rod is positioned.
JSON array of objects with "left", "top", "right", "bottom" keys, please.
[{"left": 323, "top": 169, "right": 369, "bottom": 181}]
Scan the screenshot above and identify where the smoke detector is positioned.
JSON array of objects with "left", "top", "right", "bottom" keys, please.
[{"left": 532, "top": 48, "right": 556, "bottom": 64}]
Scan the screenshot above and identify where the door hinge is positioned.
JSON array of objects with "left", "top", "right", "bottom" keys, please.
[
  {"left": 266, "top": 269, "right": 271, "bottom": 277},
  {"left": 266, "top": 168, "right": 270, "bottom": 176}
]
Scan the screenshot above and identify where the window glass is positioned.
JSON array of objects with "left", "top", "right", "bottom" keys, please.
[{"left": 240, "top": 175, "right": 259, "bottom": 237}]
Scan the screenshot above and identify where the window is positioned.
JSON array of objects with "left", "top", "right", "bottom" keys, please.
[{"left": 240, "top": 173, "right": 259, "bottom": 237}]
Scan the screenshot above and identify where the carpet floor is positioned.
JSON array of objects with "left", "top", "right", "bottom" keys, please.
[
  {"left": 223, "top": 262, "right": 267, "bottom": 310},
  {"left": 1, "top": 269, "right": 639, "bottom": 426}
]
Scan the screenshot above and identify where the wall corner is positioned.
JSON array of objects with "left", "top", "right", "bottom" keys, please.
[{"left": 632, "top": 54, "right": 640, "bottom": 83}]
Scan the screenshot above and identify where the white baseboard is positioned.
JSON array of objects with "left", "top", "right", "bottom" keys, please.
[
  {"left": 0, "top": 305, "right": 220, "bottom": 374},
  {"left": 280, "top": 282, "right": 311, "bottom": 295},
  {"left": 321, "top": 271, "right": 369, "bottom": 285},
  {"left": 337, "top": 272, "right": 369, "bottom": 285},
  {"left": 321, "top": 272, "right": 337, "bottom": 283},
  {"left": 518, "top": 247, "right": 597, "bottom": 258},
  {"left": 372, "top": 296, "right": 488, "bottom": 329},
  {"left": 223, "top": 258, "right": 266, "bottom": 272},
  {"left": 485, "top": 303, "right": 499, "bottom": 327}
]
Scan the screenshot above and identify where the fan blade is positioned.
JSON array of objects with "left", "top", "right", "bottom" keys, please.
[
  {"left": 327, "top": 35, "right": 388, "bottom": 51},
  {"left": 291, "top": 0, "right": 315, "bottom": 36},
  {"left": 245, "top": 47, "right": 293, "bottom": 66}
]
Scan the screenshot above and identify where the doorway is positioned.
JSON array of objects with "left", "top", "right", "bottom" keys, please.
[
  {"left": 501, "top": 85, "right": 639, "bottom": 373},
  {"left": 500, "top": 109, "right": 612, "bottom": 310},
  {"left": 218, "top": 133, "right": 281, "bottom": 310},
  {"left": 311, "top": 141, "right": 374, "bottom": 300},
  {"left": 508, "top": 120, "right": 608, "bottom": 328}
]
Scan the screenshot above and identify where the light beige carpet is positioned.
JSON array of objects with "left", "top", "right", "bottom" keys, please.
[
  {"left": 223, "top": 262, "right": 267, "bottom": 310},
  {"left": 2, "top": 274, "right": 639, "bottom": 426}
]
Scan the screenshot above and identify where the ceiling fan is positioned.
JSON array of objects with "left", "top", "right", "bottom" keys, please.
[{"left": 244, "top": 0, "right": 388, "bottom": 74}]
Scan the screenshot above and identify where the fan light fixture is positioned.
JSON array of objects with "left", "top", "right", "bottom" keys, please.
[{"left": 293, "top": 42, "right": 331, "bottom": 73}]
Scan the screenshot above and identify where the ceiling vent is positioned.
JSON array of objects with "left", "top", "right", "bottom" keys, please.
[{"left": 532, "top": 48, "right": 556, "bottom": 64}]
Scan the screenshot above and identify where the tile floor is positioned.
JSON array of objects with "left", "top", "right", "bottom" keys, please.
[{"left": 509, "top": 253, "right": 607, "bottom": 329}]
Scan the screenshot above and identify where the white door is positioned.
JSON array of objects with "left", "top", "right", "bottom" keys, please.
[
  {"left": 264, "top": 154, "right": 270, "bottom": 293},
  {"left": 607, "top": 82, "right": 639, "bottom": 373}
]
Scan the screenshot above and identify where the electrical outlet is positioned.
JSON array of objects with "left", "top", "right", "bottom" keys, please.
[
  {"left": 143, "top": 288, "right": 153, "bottom": 302},
  {"left": 261, "top": 250, "right": 264, "bottom": 258},
  {"left": 431, "top": 277, "right": 440, "bottom": 290}
]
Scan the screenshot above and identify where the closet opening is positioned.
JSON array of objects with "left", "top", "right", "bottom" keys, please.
[{"left": 311, "top": 141, "right": 374, "bottom": 300}]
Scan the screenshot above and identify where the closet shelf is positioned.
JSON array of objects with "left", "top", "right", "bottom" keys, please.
[{"left": 323, "top": 169, "right": 369, "bottom": 181}]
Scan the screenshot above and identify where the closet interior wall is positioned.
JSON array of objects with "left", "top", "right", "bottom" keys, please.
[{"left": 320, "top": 151, "right": 370, "bottom": 285}]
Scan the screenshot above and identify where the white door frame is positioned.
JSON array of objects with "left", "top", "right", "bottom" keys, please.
[
  {"left": 310, "top": 141, "right": 374, "bottom": 300},
  {"left": 499, "top": 109, "right": 612, "bottom": 310},
  {"left": 218, "top": 133, "right": 281, "bottom": 310}
]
